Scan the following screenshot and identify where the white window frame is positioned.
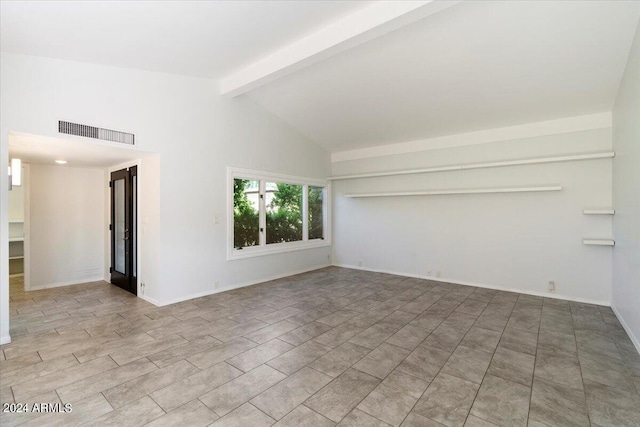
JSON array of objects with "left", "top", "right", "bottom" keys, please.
[{"left": 227, "top": 167, "right": 331, "bottom": 260}]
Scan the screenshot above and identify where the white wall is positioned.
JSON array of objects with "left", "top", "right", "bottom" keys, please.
[
  {"left": 0, "top": 52, "right": 331, "bottom": 341},
  {"left": 28, "top": 164, "right": 105, "bottom": 289},
  {"left": 8, "top": 171, "right": 24, "bottom": 220},
  {"left": 612, "top": 23, "right": 640, "bottom": 351},
  {"left": 332, "top": 124, "right": 613, "bottom": 304}
]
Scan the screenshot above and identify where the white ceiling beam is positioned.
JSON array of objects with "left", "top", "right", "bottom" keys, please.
[{"left": 220, "top": 0, "right": 461, "bottom": 97}]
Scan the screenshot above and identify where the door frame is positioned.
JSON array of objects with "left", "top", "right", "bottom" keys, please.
[{"left": 107, "top": 160, "right": 141, "bottom": 296}]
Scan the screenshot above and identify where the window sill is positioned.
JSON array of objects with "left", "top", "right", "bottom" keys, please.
[{"left": 227, "top": 239, "right": 331, "bottom": 261}]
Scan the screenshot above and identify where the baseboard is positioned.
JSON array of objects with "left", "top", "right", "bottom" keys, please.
[
  {"left": 0, "top": 335, "right": 11, "bottom": 345},
  {"left": 28, "top": 276, "right": 106, "bottom": 291},
  {"left": 611, "top": 305, "right": 640, "bottom": 355},
  {"left": 155, "top": 263, "right": 332, "bottom": 307},
  {"left": 333, "top": 263, "right": 611, "bottom": 307},
  {"left": 138, "top": 294, "right": 161, "bottom": 307}
]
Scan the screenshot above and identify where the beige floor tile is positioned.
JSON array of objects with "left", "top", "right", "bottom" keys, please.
[
  {"left": 267, "top": 340, "right": 332, "bottom": 375},
  {"left": 108, "top": 333, "right": 187, "bottom": 366},
  {"left": 103, "top": 359, "right": 199, "bottom": 408},
  {"left": 144, "top": 399, "right": 219, "bottom": 427},
  {"left": 353, "top": 343, "right": 410, "bottom": 379},
  {"left": 227, "top": 339, "right": 295, "bottom": 372},
  {"left": 245, "top": 320, "right": 299, "bottom": 344},
  {"left": 414, "top": 373, "right": 479, "bottom": 427},
  {"left": 20, "top": 393, "right": 112, "bottom": 427},
  {"left": 305, "top": 368, "right": 380, "bottom": 423},
  {"left": 273, "top": 405, "right": 335, "bottom": 427},
  {"left": 0, "top": 353, "right": 77, "bottom": 387},
  {"left": 337, "top": 408, "right": 391, "bottom": 426},
  {"left": 210, "top": 402, "right": 276, "bottom": 427},
  {"left": 11, "top": 356, "right": 117, "bottom": 401},
  {"left": 57, "top": 357, "right": 157, "bottom": 403},
  {"left": 150, "top": 361, "right": 242, "bottom": 412},
  {"left": 147, "top": 334, "right": 222, "bottom": 368},
  {"left": 83, "top": 395, "right": 164, "bottom": 426},
  {"left": 199, "top": 364, "right": 287, "bottom": 416},
  {"left": 310, "top": 342, "right": 371, "bottom": 378},
  {"left": 470, "top": 375, "right": 530, "bottom": 427},
  {"left": 252, "top": 367, "right": 333, "bottom": 419},
  {"left": 187, "top": 337, "right": 258, "bottom": 369}
]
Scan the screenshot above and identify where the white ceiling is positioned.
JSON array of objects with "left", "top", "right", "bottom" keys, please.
[
  {"left": 2, "top": 1, "right": 639, "bottom": 155},
  {"left": 248, "top": 0, "right": 640, "bottom": 152},
  {"left": 9, "top": 132, "right": 148, "bottom": 168},
  {"left": 0, "top": 0, "right": 371, "bottom": 79}
]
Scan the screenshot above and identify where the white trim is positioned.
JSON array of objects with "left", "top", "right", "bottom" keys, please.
[
  {"left": 583, "top": 209, "right": 615, "bottom": 215},
  {"left": 156, "top": 263, "right": 331, "bottom": 306},
  {"left": 220, "top": 1, "right": 460, "bottom": 96},
  {"left": 611, "top": 305, "right": 640, "bottom": 355},
  {"left": 333, "top": 263, "right": 611, "bottom": 306},
  {"left": 138, "top": 294, "right": 161, "bottom": 307},
  {"left": 331, "top": 112, "right": 613, "bottom": 162},
  {"left": 0, "top": 335, "right": 11, "bottom": 345},
  {"left": 230, "top": 239, "right": 331, "bottom": 260},
  {"left": 330, "top": 152, "right": 614, "bottom": 181},
  {"left": 583, "top": 239, "right": 615, "bottom": 246},
  {"left": 344, "top": 186, "right": 562, "bottom": 198},
  {"left": 227, "top": 167, "right": 331, "bottom": 261},
  {"left": 28, "top": 276, "right": 106, "bottom": 291},
  {"left": 228, "top": 167, "right": 328, "bottom": 187},
  {"left": 23, "top": 164, "right": 30, "bottom": 291}
]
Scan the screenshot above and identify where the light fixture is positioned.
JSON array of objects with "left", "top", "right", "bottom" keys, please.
[
  {"left": 10, "top": 158, "right": 21, "bottom": 187},
  {"left": 55, "top": 160, "right": 68, "bottom": 164}
]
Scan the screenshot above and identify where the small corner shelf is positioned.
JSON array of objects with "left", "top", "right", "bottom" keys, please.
[
  {"left": 583, "top": 239, "right": 615, "bottom": 246},
  {"left": 9, "top": 237, "right": 24, "bottom": 242},
  {"left": 583, "top": 209, "right": 615, "bottom": 215}
]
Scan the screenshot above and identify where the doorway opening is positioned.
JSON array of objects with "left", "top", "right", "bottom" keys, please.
[{"left": 110, "top": 166, "right": 137, "bottom": 295}]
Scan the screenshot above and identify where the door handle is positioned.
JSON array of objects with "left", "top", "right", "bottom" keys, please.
[{"left": 123, "top": 237, "right": 129, "bottom": 240}]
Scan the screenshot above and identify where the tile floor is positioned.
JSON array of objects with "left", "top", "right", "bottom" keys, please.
[{"left": 1, "top": 268, "right": 640, "bottom": 427}]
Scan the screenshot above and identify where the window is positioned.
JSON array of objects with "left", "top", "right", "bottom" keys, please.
[
  {"left": 233, "top": 179, "right": 260, "bottom": 248},
  {"left": 229, "top": 168, "right": 330, "bottom": 259}
]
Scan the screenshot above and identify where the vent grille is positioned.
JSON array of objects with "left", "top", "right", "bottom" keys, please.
[{"left": 58, "top": 121, "right": 135, "bottom": 145}]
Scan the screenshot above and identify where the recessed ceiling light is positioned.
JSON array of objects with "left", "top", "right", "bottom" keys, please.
[{"left": 55, "top": 160, "right": 68, "bottom": 164}]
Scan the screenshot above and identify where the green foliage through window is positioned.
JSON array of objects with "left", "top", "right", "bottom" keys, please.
[
  {"left": 266, "top": 183, "right": 303, "bottom": 244},
  {"left": 233, "top": 177, "right": 325, "bottom": 249},
  {"left": 233, "top": 179, "right": 259, "bottom": 248},
  {"left": 309, "top": 186, "right": 324, "bottom": 240}
]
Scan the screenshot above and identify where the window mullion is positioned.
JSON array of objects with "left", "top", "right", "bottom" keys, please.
[
  {"left": 259, "top": 179, "right": 266, "bottom": 247},
  {"left": 302, "top": 184, "right": 309, "bottom": 241}
]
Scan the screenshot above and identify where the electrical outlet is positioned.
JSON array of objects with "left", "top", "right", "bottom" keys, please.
[
  {"left": 358, "top": 261, "right": 362, "bottom": 267},
  {"left": 548, "top": 281, "right": 555, "bottom": 293},
  {"left": 436, "top": 271, "right": 441, "bottom": 278},
  {"left": 213, "top": 281, "right": 219, "bottom": 289},
  {"left": 214, "top": 215, "right": 219, "bottom": 224}
]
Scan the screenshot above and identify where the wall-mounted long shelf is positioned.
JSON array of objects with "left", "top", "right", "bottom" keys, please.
[
  {"left": 329, "top": 151, "right": 614, "bottom": 181},
  {"left": 583, "top": 239, "right": 615, "bottom": 246},
  {"left": 9, "top": 237, "right": 24, "bottom": 242},
  {"left": 344, "top": 186, "right": 562, "bottom": 198},
  {"left": 583, "top": 209, "right": 615, "bottom": 215}
]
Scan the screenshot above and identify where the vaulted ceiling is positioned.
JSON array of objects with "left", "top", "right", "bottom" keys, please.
[{"left": 2, "top": 1, "right": 639, "bottom": 154}]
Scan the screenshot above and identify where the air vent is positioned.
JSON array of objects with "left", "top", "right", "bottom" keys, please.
[{"left": 58, "top": 121, "right": 135, "bottom": 145}]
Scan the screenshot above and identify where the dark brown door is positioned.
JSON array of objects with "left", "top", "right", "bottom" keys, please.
[{"left": 110, "top": 166, "right": 137, "bottom": 294}]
